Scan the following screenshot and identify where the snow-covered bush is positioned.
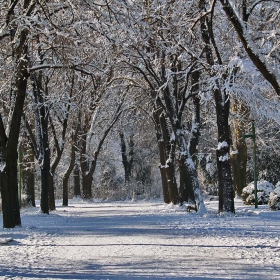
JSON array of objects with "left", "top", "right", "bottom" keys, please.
[
  {"left": 241, "top": 180, "right": 274, "bottom": 205},
  {"left": 268, "top": 182, "right": 280, "bottom": 210}
]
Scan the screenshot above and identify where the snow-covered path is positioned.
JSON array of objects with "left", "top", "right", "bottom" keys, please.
[{"left": 1, "top": 199, "right": 280, "bottom": 280}]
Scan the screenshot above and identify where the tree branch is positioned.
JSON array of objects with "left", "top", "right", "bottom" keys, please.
[{"left": 220, "top": 0, "right": 280, "bottom": 95}]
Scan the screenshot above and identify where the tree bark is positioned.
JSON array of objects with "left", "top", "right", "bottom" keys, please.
[
  {"left": 62, "top": 126, "right": 79, "bottom": 206},
  {"left": 0, "top": 150, "right": 21, "bottom": 228},
  {"left": 62, "top": 146, "right": 75, "bottom": 206},
  {"left": 153, "top": 109, "right": 170, "bottom": 203},
  {"left": 215, "top": 100, "right": 234, "bottom": 213},
  {"left": 230, "top": 100, "right": 249, "bottom": 196},
  {"left": 82, "top": 168, "right": 95, "bottom": 200},
  {"left": 80, "top": 129, "right": 93, "bottom": 200},
  {"left": 73, "top": 164, "right": 81, "bottom": 198},
  {"left": 160, "top": 113, "right": 179, "bottom": 204},
  {"left": 22, "top": 145, "right": 36, "bottom": 207},
  {"left": 120, "top": 132, "right": 134, "bottom": 183}
]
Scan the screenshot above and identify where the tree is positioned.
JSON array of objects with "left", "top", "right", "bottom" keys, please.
[
  {"left": 110, "top": 0, "right": 206, "bottom": 211},
  {"left": 0, "top": 0, "right": 35, "bottom": 228},
  {"left": 199, "top": 0, "right": 235, "bottom": 213},
  {"left": 119, "top": 131, "right": 134, "bottom": 183}
]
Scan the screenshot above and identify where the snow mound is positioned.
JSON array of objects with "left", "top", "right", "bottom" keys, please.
[
  {"left": 242, "top": 180, "right": 274, "bottom": 205},
  {"left": 269, "top": 181, "right": 280, "bottom": 210}
]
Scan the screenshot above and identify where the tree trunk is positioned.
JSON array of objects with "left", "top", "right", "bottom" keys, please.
[
  {"left": 200, "top": 0, "right": 234, "bottom": 213},
  {"left": 25, "top": 168, "right": 36, "bottom": 207},
  {"left": 160, "top": 113, "right": 179, "bottom": 204},
  {"left": 22, "top": 146, "right": 36, "bottom": 207},
  {"left": 215, "top": 109, "right": 234, "bottom": 213},
  {"left": 153, "top": 108, "right": 170, "bottom": 203},
  {"left": 32, "top": 72, "right": 53, "bottom": 214},
  {"left": 0, "top": 3, "right": 34, "bottom": 226},
  {"left": 120, "top": 132, "right": 130, "bottom": 182},
  {"left": 180, "top": 71, "right": 201, "bottom": 204},
  {"left": 188, "top": 72, "right": 201, "bottom": 162},
  {"left": 82, "top": 169, "right": 95, "bottom": 200},
  {"left": 73, "top": 164, "right": 81, "bottom": 197},
  {"left": 40, "top": 158, "right": 50, "bottom": 214},
  {"left": 48, "top": 174, "right": 56, "bottom": 211},
  {"left": 177, "top": 131, "right": 206, "bottom": 213},
  {"left": 230, "top": 100, "right": 249, "bottom": 196},
  {"left": 1, "top": 150, "right": 21, "bottom": 228},
  {"left": 80, "top": 130, "right": 93, "bottom": 200},
  {"left": 179, "top": 163, "right": 195, "bottom": 204},
  {"left": 62, "top": 138, "right": 77, "bottom": 206},
  {"left": 37, "top": 82, "right": 51, "bottom": 213}
]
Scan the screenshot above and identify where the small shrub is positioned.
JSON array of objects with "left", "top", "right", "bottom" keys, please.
[
  {"left": 241, "top": 180, "right": 274, "bottom": 205},
  {"left": 268, "top": 182, "right": 280, "bottom": 210}
]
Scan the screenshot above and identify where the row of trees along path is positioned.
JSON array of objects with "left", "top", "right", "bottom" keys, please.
[{"left": 0, "top": 0, "right": 279, "bottom": 227}]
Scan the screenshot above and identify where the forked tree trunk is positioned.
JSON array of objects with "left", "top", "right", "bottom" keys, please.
[
  {"left": 80, "top": 102, "right": 123, "bottom": 200},
  {"left": 49, "top": 86, "right": 71, "bottom": 208},
  {"left": 176, "top": 131, "right": 206, "bottom": 213}
]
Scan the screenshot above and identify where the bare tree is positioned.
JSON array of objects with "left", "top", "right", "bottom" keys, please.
[{"left": 0, "top": 0, "right": 35, "bottom": 228}]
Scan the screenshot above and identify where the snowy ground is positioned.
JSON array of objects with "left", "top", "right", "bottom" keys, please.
[{"left": 0, "top": 198, "right": 280, "bottom": 280}]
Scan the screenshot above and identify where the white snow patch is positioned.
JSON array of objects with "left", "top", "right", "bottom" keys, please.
[
  {"left": 185, "top": 157, "right": 195, "bottom": 169},
  {"left": 218, "top": 153, "right": 229, "bottom": 162},
  {"left": 0, "top": 162, "right": 6, "bottom": 172},
  {"left": 217, "top": 141, "right": 228, "bottom": 150}
]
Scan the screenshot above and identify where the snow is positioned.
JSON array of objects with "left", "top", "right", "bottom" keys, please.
[
  {"left": 0, "top": 162, "right": 5, "bottom": 172},
  {"left": 242, "top": 180, "right": 275, "bottom": 206},
  {"left": 1, "top": 198, "right": 280, "bottom": 280},
  {"left": 218, "top": 153, "right": 230, "bottom": 162},
  {"left": 217, "top": 141, "right": 228, "bottom": 150}
]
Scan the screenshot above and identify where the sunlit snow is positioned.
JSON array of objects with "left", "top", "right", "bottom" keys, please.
[{"left": 0, "top": 198, "right": 280, "bottom": 280}]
